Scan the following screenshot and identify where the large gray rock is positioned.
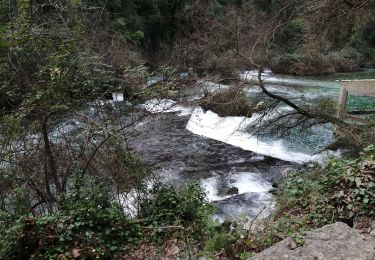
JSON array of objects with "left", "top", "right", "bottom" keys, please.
[{"left": 252, "top": 222, "right": 375, "bottom": 260}]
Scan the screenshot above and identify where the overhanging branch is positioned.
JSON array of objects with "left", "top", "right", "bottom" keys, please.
[{"left": 253, "top": 66, "right": 351, "bottom": 129}]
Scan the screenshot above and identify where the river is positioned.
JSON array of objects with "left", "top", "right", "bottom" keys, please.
[{"left": 130, "top": 69, "right": 375, "bottom": 221}]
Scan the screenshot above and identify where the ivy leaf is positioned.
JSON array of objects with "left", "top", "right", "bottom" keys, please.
[{"left": 355, "top": 178, "right": 362, "bottom": 187}]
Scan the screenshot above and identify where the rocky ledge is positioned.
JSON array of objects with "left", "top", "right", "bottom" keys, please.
[{"left": 252, "top": 222, "right": 375, "bottom": 260}]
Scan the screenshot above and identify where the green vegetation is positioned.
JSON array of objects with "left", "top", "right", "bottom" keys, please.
[
  {"left": 277, "top": 145, "right": 375, "bottom": 227},
  {"left": 171, "top": 0, "right": 375, "bottom": 75},
  {"left": 3, "top": 144, "right": 373, "bottom": 259},
  {"left": 0, "top": 183, "right": 213, "bottom": 259}
]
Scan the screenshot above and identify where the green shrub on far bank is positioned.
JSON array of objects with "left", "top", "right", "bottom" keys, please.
[{"left": 0, "top": 183, "right": 213, "bottom": 259}]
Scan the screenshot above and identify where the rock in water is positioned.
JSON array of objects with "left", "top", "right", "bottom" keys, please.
[
  {"left": 252, "top": 222, "right": 375, "bottom": 260},
  {"left": 225, "top": 187, "right": 239, "bottom": 195}
]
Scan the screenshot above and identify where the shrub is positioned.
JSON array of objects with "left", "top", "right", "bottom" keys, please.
[
  {"left": 0, "top": 183, "right": 214, "bottom": 259},
  {"left": 328, "top": 47, "right": 363, "bottom": 72},
  {"left": 277, "top": 145, "right": 375, "bottom": 227},
  {"left": 270, "top": 51, "right": 334, "bottom": 75},
  {"left": 139, "top": 183, "right": 214, "bottom": 243},
  {"left": 0, "top": 184, "right": 138, "bottom": 259}
]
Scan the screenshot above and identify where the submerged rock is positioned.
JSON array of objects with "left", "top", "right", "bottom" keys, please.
[{"left": 252, "top": 222, "right": 375, "bottom": 260}]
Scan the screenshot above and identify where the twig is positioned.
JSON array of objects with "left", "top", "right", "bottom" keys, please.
[{"left": 247, "top": 205, "right": 267, "bottom": 235}]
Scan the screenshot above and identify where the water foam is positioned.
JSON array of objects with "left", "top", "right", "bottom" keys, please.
[
  {"left": 201, "top": 172, "right": 272, "bottom": 202},
  {"left": 112, "top": 92, "right": 124, "bottom": 101},
  {"left": 186, "top": 107, "right": 331, "bottom": 163}
]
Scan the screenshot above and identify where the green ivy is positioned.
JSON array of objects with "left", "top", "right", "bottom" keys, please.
[
  {"left": 0, "top": 183, "right": 214, "bottom": 259},
  {"left": 278, "top": 145, "right": 375, "bottom": 227}
]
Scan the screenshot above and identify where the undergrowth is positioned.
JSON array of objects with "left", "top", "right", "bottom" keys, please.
[
  {"left": 278, "top": 144, "right": 375, "bottom": 226},
  {"left": 0, "top": 183, "right": 213, "bottom": 259}
]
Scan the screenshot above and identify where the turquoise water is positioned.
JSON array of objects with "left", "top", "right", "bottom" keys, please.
[
  {"left": 247, "top": 69, "right": 375, "bottom": 155},
  {"left": 309, "top": 69, "right": 375, "bottom": 110}
]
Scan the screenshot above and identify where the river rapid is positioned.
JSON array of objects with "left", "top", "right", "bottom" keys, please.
[{"left": 126, "top": 69, "right": 375, "bottom": 221}]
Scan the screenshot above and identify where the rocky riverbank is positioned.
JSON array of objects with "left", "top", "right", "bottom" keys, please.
[{"left": 253, "top": 222, "right": 375, "bottom": 260}]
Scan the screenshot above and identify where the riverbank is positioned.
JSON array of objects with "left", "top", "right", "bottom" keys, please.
[
  {"left": 269, "top": 49, "right": 375, "bottom": 76},
  {"left": 256, "top": 145, "right": 375, "bottom": 257}
]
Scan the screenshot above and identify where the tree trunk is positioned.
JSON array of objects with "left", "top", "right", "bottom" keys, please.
[{"left": 41, "top": 118, "right": 62, "bottom": 193}]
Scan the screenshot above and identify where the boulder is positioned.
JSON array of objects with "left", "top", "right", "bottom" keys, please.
[
  {"left": 252, "top": 222, "right": 375, "bottom": 260},
  {"left": 224, "top": 187, "right": 239, "bottom": 195}
]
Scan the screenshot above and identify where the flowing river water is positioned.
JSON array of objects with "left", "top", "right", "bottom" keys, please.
[{"left": 129, "top": 69, "right": 375, "bottom": 221}]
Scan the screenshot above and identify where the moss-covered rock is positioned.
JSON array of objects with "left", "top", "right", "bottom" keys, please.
[{"left": 199, "top": 87, "right": 252, "bottom": 117}]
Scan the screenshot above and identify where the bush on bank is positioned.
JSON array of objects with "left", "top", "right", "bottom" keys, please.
[{"left": 0, "top": 183, "right": 213, "bottom": 259}]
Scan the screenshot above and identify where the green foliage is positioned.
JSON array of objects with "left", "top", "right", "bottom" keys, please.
[
  {"left": 276, "top": 17, "right": 307, "bottom": 52},
  {"left": 139, "top": 183, "right": 214, "bottom": 242},
  {"left": 210, "top": 1, "right": 226, "bottom": 15},
  {"left": 196, "top": 218, "right": 241, "bottom": 258},
  {"left": 113, "top": 18, "right": 144, "bottom": 43},
  {"left": 228, "top": 212, "right": 310, "bottom": 256},
  {"left": 278, "top": 145, "right": 375, "bottom": 226},
  {"left": 138, "top": 0, "right": 186, "bottom": 51},
  {"left": 0, "top": 0, "right": 116, "bottom": 119},
  {"left": 0, "top": 183, "right": 214, "bottom": 259},
  {"left": 0, "top": 184, "right": 134, "bottom": 259},
  {"left": 291, "top": 230, "right": 306, "bottom": 246},
  {"left": 204, "top": 232, "right": 237, "bottom": 255},
  {"left": 255, "top": 0, "right": 284, "bottom": 14},
  {"left": 89, "top": 0, "right": 186, "bottom": 51},
  {"left": 0, "top": 212, "right": 24, "bottom": 259}
]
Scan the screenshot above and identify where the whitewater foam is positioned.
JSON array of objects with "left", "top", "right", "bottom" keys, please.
[
  {"left": 186, "top": 107, "right": 335, "bottom": 163},
  {"left": 112, "top": 92, "right": 124, "bottom": 101},
  {"left": 201, "top": 171, "right": 272, "bottom": 202}
]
